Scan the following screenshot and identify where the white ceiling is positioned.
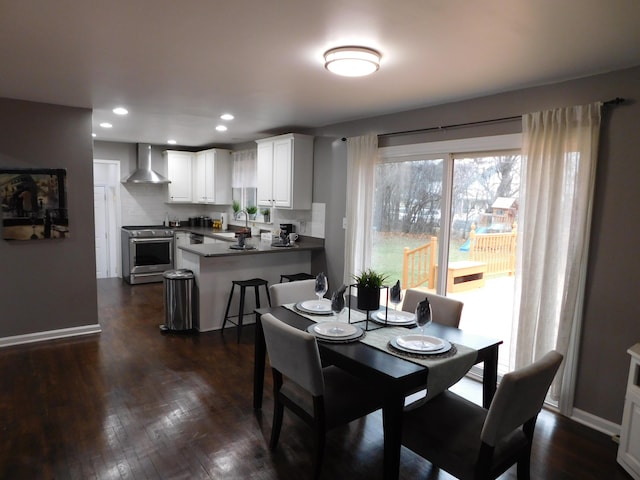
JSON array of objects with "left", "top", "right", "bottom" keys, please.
[{"left": 2, "top": 0, "right": 640, "bottom": 147}]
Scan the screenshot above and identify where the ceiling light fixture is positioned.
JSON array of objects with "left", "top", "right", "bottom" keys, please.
[
  {"left": 216, "top": 125, "right": 227, "bottom": 132},
  {"left": 324, "top": 46, "right": 381, "bottom": 77},
  {"left": 113, "top": 107, "right": 128, "bottom": 115},
  {"left": 220, "top": 113, "right": 234, "bottom": 121},
  {"left": 99, "top": 122, "right": 113, "bottom": 128},
  {"left": 167, "top": 139, "right": 177, "bottom": 145}
]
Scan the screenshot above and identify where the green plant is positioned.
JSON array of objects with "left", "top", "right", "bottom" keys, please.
[
  {"left": 260, "top": 208, "right": 270, "bottom": 216},
  {"left": 246, "top": 205, "right": 258, "bottom": 215},
  {"left": 352, "top": 268, "right": 388, "bottom": 288},
  {"left": 232, "top": 200, "right": 241, "bottom": 213}
]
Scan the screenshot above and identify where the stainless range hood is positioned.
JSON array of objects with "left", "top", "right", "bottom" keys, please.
[{"left": 123, "top": 144, "right": 171, "bottom": 184}]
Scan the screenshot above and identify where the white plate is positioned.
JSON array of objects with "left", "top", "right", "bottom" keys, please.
[
  {"left": 372, "top": 310, "right": 416, "bottom": 325},
  {"left": 389, "top": 337, "right": 452, "bottom": 355},
  {"left": 395, "top": 334, "right": 445, "bottom": 352},
  {"left": 313, "top": 322, "right": 358, "bottom": 337},
  {"left": 300, "top": 299, "right": 332, "bottom": 313}
]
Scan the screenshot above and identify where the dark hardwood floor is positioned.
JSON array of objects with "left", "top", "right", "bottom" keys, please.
[{"left": 0, "top": 278, "right": 631, "bottom": 479}]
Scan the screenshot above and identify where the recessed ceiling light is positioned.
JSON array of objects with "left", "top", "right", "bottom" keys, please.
[
  {"left": 113, "top": 107, "right": 128, "bottom": 115},
  {"left": 167, "top": 139, "right": 177, "bottom": 145},
  {"left": 324, "top": 46, "right": 381, "bottom": 77},
  {"left": 92, "top": 133, "right": 96, "bottom": 138},
  {"left": 99, "top": 122, "right": 113, "bottom": 128},
  {"left": 216, "top": 125, "right": 228, "bottom": 132},
  {"left": 220, "top": 113, "right": 234, "bottom": 121}
]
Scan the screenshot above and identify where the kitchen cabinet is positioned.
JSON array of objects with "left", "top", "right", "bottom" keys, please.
[
  {"left": 174, "top": 231, "right": 190, "bottom": 269},
  {"left": 618, "top": 343, "right": 640, "bottom": 479},
  {"left": 165, "top": 151, "right": 194, "bottom": 203},
  {"left": 165, "top": 149, "right": 232, "bottom": 204},
  {"left": 193, "top": 149, "right": 232, "bottom": 204},
  {"left": 255, "top": 133, "right": 313, "bottom": 209}
]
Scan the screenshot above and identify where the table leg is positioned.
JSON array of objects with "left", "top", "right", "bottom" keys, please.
[
  {"left": 382, "top": 393, "right": 404, "bottom": 480},
  {"left": 253, "top": 313, "right": 266, "bottom": 409},
  {"left": 482, "top": 345, "right": 499, "bottom": 408}
]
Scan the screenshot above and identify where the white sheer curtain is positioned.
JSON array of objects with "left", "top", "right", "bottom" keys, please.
[
  {"left": 513, "top": 103, "right": 601, "bottom": 414},
  {"left": 343, "top": 134, "right": 378, "bottom": 285},
  {"left": 232, "top": 149, "right": 256, "bottom": 188}
]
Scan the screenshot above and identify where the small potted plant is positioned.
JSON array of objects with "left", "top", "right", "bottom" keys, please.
[
  {"left": 232, "top": 200, "right": 241, "bottom": 219},
  {"left": 246, "top": 205, "right": 258, "bottom": 220},
  {"left": 261, "top": 208, "right": 271, "bottom": 223},
  {"left": 353, "top": 268, "right": 388, "bottom": 311}
]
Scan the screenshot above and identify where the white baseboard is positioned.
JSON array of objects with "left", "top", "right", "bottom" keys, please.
[
  {"left": 0, "top": 324, "right": 102, "bottom": 348},
  {"left": 571, "top": 407, "right": 621, "bottom": 438}
]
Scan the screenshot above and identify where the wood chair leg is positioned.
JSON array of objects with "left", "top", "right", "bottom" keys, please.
[
  {"left": 270, "top": 400, "right": 284, "bottom": 450},
  {"left": 313, "top": 427, "right": 326, "bottom": 479}
]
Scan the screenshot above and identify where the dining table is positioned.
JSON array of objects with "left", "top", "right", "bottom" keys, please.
[{"left": 253, "top": 303, "right": 502, "bottom": 480}]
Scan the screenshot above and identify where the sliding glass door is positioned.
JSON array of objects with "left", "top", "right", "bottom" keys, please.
[{"left": 372, "top": 136, "right": 522, "bottom": 375}]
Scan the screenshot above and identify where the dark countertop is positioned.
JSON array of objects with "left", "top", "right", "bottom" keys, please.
[{"left": 177, "top": 229, "right": 324, "bottom": 258}]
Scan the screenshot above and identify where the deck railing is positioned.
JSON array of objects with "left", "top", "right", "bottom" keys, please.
[
  {"left": 469, "top": 223, "right": 517, "bottom": 276},
  {"left": 402, "top": 236, "right": 437, "bottom": 289}
]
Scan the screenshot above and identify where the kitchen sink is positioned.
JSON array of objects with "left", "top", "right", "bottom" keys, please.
[
  {"left": 213, "top": 232, "right": 238, "bottom": 241},
  {"left": 229, "top": 244, "right": 256, "bottom": 250}
]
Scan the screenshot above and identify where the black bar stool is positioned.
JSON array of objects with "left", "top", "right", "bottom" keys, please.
[
  {"left": 222, "top": 278, "right": 271, "bottom": 343},
  {"left": 279, "top": 272, "right": 315, "bottom": 283}
]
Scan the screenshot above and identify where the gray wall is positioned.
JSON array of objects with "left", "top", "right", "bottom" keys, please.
[
  {"left": 2, "top": 64, "right": 638, "bottom": 425},
  {"left": 311, "top": 66, "right": 640, "bottom": 424},
  {"left": 0, "top": 98, "right": 98, "bottom": 337}
]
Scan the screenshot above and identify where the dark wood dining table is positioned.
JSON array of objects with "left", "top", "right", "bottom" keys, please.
[{"left": 253, "top": 305, "right": 502, "bottom": 480}]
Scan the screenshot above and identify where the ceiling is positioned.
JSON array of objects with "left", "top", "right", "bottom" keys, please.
[{"left": 2, "top": 0, "right": 640, "bottom": 147}]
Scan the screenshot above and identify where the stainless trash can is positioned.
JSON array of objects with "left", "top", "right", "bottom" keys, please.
[{"left": 162, "top": 269, "right": 195, "bottom": 331}]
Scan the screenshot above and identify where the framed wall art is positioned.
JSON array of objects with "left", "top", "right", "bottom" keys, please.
[{"left": 0, "top": 168, "right": 68, "bottom": 241}]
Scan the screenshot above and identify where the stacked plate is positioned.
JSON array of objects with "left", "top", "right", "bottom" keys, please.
[
  {"left": 371, "top": 309, "right": 416, "bottom": 327},
  {"left": 296, "top": 299, "right": 333, "bottom": 315},
  {"left": 389, "top": 334, "right": 451, "bottom": 355},
  {"left": 307, "top": 322, "right": 364, "bottom": 343}
]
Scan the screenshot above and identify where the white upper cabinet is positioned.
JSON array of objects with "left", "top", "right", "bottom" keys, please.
[
  {"left": 165, "top": 148, "right": 231, "bottom": 204},
  {"left": 193, "top": 149, "right": 232, "bottom": 204},
  {"left": 255, "top": 133, "right": 313, "bottom": 209},
  {"left": 165, "top": 150, "right": 194, "bottom": 203}
]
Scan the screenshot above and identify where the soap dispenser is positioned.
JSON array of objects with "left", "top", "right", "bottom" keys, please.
[{"left": 221, "top": 213, "right": 227, "bottom": 231}]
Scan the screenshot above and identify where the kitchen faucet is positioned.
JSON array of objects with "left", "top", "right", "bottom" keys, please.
[{"left": 236, "top": 210, "right": 249, "bottom": 228}]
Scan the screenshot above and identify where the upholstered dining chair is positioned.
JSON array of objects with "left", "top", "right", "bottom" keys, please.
[
  {"left": 401, "top": 350, "right": 563, "bottom": 480},
  {"left": 402, "top": 289, "right": 464, "bottom": 328},
  {"left": 269, "top": 279, "right": 317, "bottom": 306},
  {"left": 260, "top": 313, "right": 383, "bottom": 478}
]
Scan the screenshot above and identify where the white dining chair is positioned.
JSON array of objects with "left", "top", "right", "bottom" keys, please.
[
  {"left": 402, "top": 289, "right": 464, "bottom": 328},
  {"left": 261, "top": 313, "right": 383, "bottom": 478},
  {"left": 269, "top": 279, "right": 317, "bottom": 306},
  {"left": 401, "top": 350, "right": 563, "bottom": 480}
]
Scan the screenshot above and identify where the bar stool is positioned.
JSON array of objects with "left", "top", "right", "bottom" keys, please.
[
  {"left": 279, "top": 272, "right": 315, "bottom": 283},
  {"left": 222, "top": 278, "right": 271, "bottom": 343}
]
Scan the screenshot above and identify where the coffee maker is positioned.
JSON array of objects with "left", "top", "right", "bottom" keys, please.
[{"left": 279, "top": 223, "right": 294, "bottom": 236}]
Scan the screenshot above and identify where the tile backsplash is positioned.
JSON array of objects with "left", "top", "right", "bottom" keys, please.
[
  {"left": 120, "top": 184, "right": 226, "bottom": 226},
  {"left": 120, "top": 185, "right": 326, "bottom": 238}
]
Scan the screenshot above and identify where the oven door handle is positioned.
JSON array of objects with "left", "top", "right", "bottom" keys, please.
[{"left": 130, "top": 237, "right": 173, "bottom": 244}]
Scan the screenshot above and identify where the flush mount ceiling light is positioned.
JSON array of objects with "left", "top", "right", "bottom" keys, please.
[
  {"left": 324, "top": 46, "right": 381, "bottom": 77},
  {"left": 112, "top": 107, "right": 128, "bottom": 115},
  {"left": 215, "top": 125, "right": 228, "bottom": 132}
]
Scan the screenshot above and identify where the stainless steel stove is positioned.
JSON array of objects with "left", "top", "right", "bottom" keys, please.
[{"left": 121, "top": 225, "right": 174, "bottom": 284}]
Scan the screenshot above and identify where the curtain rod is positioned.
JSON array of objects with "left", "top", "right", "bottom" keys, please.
[{"left": 347, "top": 97, "right": 626, "bottom": 141}]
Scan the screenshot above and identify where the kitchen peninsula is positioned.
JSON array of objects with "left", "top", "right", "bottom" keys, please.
[{"left": 179, "top": 234, "right": 324, "bottom": 331}]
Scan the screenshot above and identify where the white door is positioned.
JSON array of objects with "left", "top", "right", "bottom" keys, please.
[
  {"left": 94, "top": 185, "right": 109, "bottom": 278},
  {"left": 93, "top": 159, "right": 121, "bottom": 278}
]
